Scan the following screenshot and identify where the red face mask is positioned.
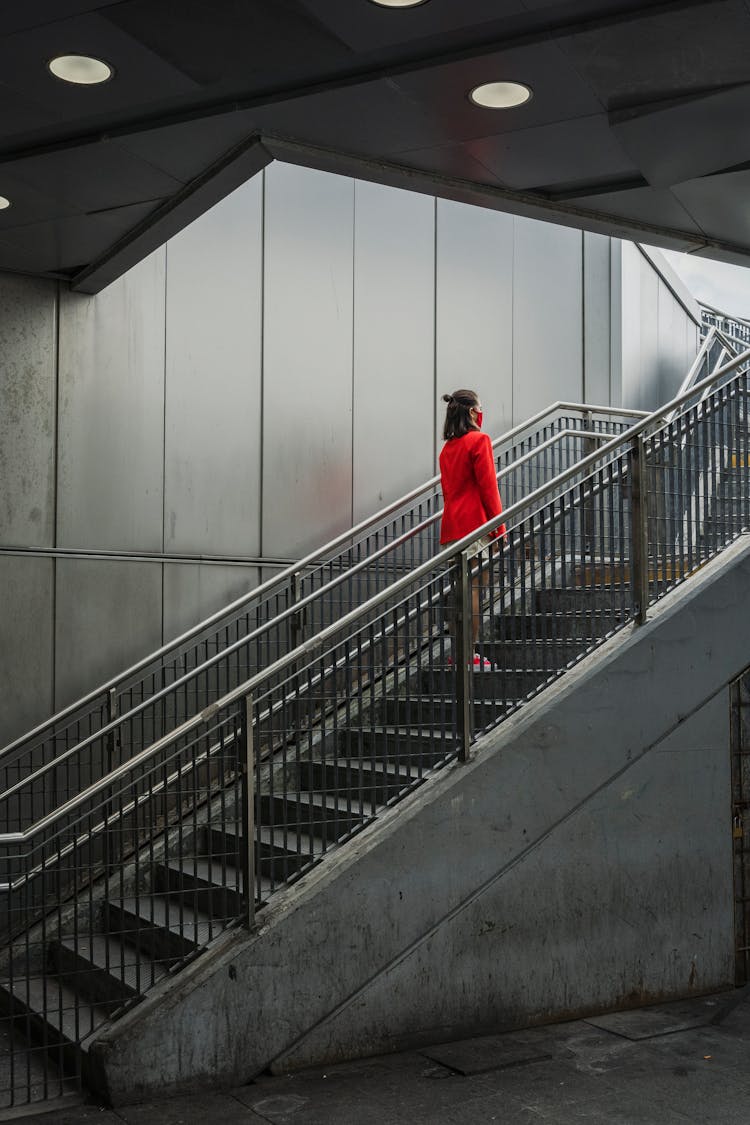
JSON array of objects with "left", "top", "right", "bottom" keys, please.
[{"left": 474, "top": 410, "right": 483, "bottom": 429}]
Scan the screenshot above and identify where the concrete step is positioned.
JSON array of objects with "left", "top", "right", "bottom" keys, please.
[
  {"left": 0, "top": 974, "right": 105, "bottom": 1052},
  {"left": 381, "top": 695, "right": 512, "bottom": 728},
  {"left": 154, "top": 859, "right": 245, "bottom": 921},
  {"left": 298, "top": 758, "right": 421, "bottom": 806},
  {"left": 206, "top": 823, "right": 324, "bottom": 882},
  {"left": 490, "top": 612, "right": 621, "bottom": 643},
  {"left": 533, "top": 587, "right": 631, "bottom": 614},
  {"left": 415, "top": 665, "right": 555, "bottom": 701},
  {"left": 49, "top": 933, "right": 167, "bottom": 1010},
  {"left": 103, "top": 895, "right": 214, "bottom": 965},
  {"left": 494, "top": 639, "right": 590, "bottom": 668},
  {"left": 258, "top": 792, "right": 370, "bottom": 844},
  {"left": 337, "top": 727, "right": 455, "bottom": 767}
]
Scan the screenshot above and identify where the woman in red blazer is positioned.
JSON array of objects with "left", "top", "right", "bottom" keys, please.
[{"left": 439, "top": 389, "right": 505, "bottom": 668}]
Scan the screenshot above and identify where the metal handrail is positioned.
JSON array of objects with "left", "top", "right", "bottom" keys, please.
[
  {"left": 0, "top": 426, "right": 621, "bottom": 803},
  {"left": 700, "top": 301, "right": 750, "bottom": 329},
  {"left": 4, "top": 347, "right": 746, "bottom": 846},
  {"left": 0, "top": 399, "right": 640, "bottom": 762}
]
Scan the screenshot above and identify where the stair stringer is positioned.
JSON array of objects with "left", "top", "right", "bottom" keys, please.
[{"left": 87, "top": 535, "right": 750, "bottom": 1105}]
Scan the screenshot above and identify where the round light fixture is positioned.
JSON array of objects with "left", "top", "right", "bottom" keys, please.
[
  {"left": 0, "top": 197, "right": 10, "bottom": 210},
  {"left": 469, "top": 81, "right": 533, "bottom": 109},
  {"left": 369, "top": 0, "right": 429, "bottom": 7},
  {"left": 48, "top": 54, "right": 113, "bottom": 85}
]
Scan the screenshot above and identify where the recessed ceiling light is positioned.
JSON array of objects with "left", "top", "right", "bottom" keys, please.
[
  {"left": 369, "top": 0, "right": 429, "bottom": 7},
  {"left": 48, "top": 54, "right": 113, "bottom": 85},
  {"left": 0, "top": 197, "right": 10, "bottom": 210},
  {"left": 469, "top": 81, "right": 533, "bottom": 109}
]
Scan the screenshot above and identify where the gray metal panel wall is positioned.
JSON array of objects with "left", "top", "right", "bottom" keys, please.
[
  {"left": 657, "top": 284, "right": 683, "bottom": 407},
  {"left": 0, "top": 275, "right": 57, "bottom": 547},
  {"left": 583, "top": 232, "right": 612, "bottom": 407},
  {"left": 57, "top": 251, "right": 166, "bottom": 551},
  {"left": 638, "top": 259, "right": 660, "bottom": 412},
  {"left": 352, "top": 182, "right": 435, "bottom": 523},
  {"left": 164, "top": 179, "right": 263, "bottom": 556},
  {"left": 162, "top": 563, "right": 260, "bottom": 646},
  {"left": 262, "top": 163, "right": 355, "bottom": 558},
  {"left": 54, "top": 558, "right": 162, "bottom": 712},
  {"left": 619, "top": 242, "right": 642, "bottom": 408},
  {"left": 435, "top": 199, "right": 514, "bottom": 448},
  {"left": 0, "top": 557, "right": 53, "bottom": 747},
  {"left": 618, "top": 242, "right": 699, "bottom": 412},
  {"left": 512, "top": 217, "right": 583, "bottom": 423}
]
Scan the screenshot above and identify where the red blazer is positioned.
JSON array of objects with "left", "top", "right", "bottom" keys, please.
[{"left": 439, "top": 430, "right": 505, "bottom": 545}]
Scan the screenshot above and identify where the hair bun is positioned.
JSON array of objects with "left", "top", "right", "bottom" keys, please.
[{"left": 442, "top": 393, "right": 454, "bottom": 405}]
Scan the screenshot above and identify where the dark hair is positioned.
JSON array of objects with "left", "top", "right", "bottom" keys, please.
[{"left": 442, "top": 388, "right": 479, "bottom": 440}]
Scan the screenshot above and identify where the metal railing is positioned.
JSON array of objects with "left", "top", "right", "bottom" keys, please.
[
  {"left": 1, "top": 330, "right": 747, "bottom": 1109},
  {"left": 0, "top": 404, "right": 643, "bottom": 841}
]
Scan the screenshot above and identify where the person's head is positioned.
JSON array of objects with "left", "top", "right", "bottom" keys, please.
[{"left": 442, "top": 389, "right": 483, "bottom": 440}]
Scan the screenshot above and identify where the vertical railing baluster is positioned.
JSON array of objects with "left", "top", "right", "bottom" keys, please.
[
  {"left": 454, "top": 552, "right": 473, "bottom": 762},
  {"left": 240, "top": 694, "right": 255, "bottom": 927},
  {"left": 630, "top": 434, "right": 649, "bottom": 625}
]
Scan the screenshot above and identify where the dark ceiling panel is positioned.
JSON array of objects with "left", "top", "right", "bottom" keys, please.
[
  {"left": 0, "top": 200, "right": 159, "bottom": 274},
  {"left": 0, "top": 83, "right": 58, "bottom": 140},
  {"left": 296, "top": 0, "right": 527, "bottom": 52},
  {"left": 566, "top": 183, "right": 705, "bottom": 242},
  {"left": 116, "top": 113, "right": 262, "bottom": 184},
  {"left": 557, "top": 0, "right": 750, "bottom": 109},
  {"left": 3, "top": 143, "right": 183, "bottom": 213},
  {"left": 0, "top": 12, "right": 199, "bottom": 140},
  {"left": 612, "top": 84, "right": 750, "bottom": 190},
  {"left": 0, "top": 0, "right": 745, "bottom": 286},
  {"left": 672, "top": 169, "right": 750, "bottom": 245},
  {"left": 103, "top": 0, "right": 354, "bottom": 88},
  {"left": 387, "top": 40, "right": 604, "bottom": 153},
  {"left": 0, "top": 2, "right": 125, "bottom": 38},
  {"left": 465, "top": 113, "right": 637, "bottom": 191},
  {"left": 386, "top": 142, "right": 502, "bottom": 189},
  {"left": 250, "top": 79, "right": 441, "bottom": 159},
  {"left": 0, "top": 168, "right": 82, "bottom": 232}
]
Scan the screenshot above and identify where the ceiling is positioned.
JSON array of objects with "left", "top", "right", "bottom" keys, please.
[{"left": 1, "top": 0, "right": 749, "bottom": 292}]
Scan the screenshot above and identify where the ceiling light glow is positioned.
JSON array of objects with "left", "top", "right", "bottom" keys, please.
[
  {"left": 369, "top": 0, "right": 429, "bottom": 7},
  {"left": 469, "top": 81, "right": 532, "bottom": 109},
  {"left": 0, "top": 197, "right": 10, "bottom": 210},
  {"left": 48, "top": 54, "right": 113, "bottom": 85}
]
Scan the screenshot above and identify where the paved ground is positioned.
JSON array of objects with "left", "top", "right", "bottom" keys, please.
[{"left": 5, "top": 988, "right": 750, "bottom": 1125}]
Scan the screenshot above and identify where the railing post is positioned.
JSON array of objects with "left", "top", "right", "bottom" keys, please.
[
  {"left": 290, "top": 570, "right": 305, "bottom": 647},
  {"left": 104, "top": 688, "right": 121, "bottom": 874},
  {"left": 630, "top": 434, "right": 649, "bottom": 624},
  {"left": 240, "top": 693, "right": 255, "bottom": 927},
  {"left": 454, "top": 551, "right": 473, "bottom": 762}
]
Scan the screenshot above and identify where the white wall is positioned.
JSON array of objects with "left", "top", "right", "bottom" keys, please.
[{"left": 0, "top": 164, "right": 700, "bottom": 744}]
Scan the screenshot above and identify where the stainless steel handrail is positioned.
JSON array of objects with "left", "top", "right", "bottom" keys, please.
[
  {"left": 4, "top": 350, "right": 745, "bottom": 845},
  {"left": 0, "top": 426, "right": 618, "bottom": 800},
  {"left": 0, "top": 399, "right": 641, "bottom": 759}
]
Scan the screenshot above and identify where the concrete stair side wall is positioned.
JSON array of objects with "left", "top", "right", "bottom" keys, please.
[{"left": 88, "top": 537, "right": 750, "bottom": 1104}]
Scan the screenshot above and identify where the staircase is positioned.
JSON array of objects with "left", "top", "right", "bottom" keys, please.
[{"left": 0, "top": 312, "right": 748, "bottom": 1111}]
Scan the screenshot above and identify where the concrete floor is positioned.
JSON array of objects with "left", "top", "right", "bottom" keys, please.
[{"left": 5, "top": 988, "right": 750, "bottom": 1125}]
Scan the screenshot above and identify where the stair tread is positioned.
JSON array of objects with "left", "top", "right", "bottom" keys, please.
[
  {"left": 263, "top": 791, "right": 371, "bottom": 816},
  {"left": 56, "top": 933, "right": 170, "bottom": 992},
  {"left": 1, "top": 975, "right": 105, "bottom": 1046},
  {"left": 115, "top": 895, "right": 215, "bottom": 944},
  {"left": 210, "top": 823, "right": 325, "bottom": 856}
]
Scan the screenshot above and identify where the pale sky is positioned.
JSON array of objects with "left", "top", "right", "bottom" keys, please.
[{"left": 656, "top": 247, "right": 750, "bottom": 322}]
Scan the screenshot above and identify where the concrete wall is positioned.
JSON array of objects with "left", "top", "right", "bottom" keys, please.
[
  {"left": 90, "top": 535, "right": 747, "bottom": 1103},
  {"left": 0, "top": 163, "right": 698, "bottom": 745}
]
